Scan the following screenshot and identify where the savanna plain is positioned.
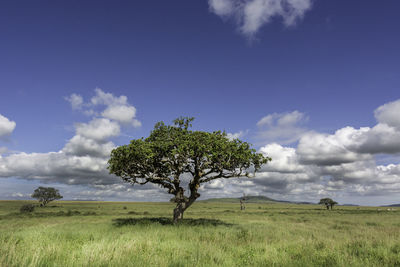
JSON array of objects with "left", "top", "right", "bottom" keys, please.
[{"left": 0, "top": 200, "right": 399, "bottom": 266}]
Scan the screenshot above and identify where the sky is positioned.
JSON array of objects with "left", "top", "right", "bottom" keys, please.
[{"left": 1, "top": 0, "right": 400, "bottom": 206}]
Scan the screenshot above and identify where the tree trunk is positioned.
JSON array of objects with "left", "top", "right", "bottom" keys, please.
[
  {"left": 172, "top": 196, "right": 199, "bottom": 224},
  {"left": 173, "top": 203, "right": 184, "bottom": 224}
]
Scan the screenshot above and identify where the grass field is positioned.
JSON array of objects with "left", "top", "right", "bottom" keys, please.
[{"left": 0, "top": 200, "right": 399, "bottom": 266}]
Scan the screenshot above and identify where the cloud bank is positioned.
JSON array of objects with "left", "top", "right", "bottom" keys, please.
[
  {"left": 0, "top": 89, "right": 141, "bottom": 187},
  {"left": 2, "top": 93, "right": 400, "bottom": 205},
  {"left": 196, "top": 99, "right": 400, "bottom": 204},
  {"left": 251, "top": 99, "right": 400, "bottom": 202},
  {"left": 209, "top": 0, "right": 313, "bottom": 37}
]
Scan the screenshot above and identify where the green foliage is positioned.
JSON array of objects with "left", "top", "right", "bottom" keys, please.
[
  {"left": 31, "top": 187, "right": 63, "bottom": 207},
  {"left": 19, "top": 204, "right": 35, "bottom": 213},
  {"left": 108, "top": 117, "right": 270, "bottom": 222},
  {"left": 319, "top": 198, "right": 338, "bottom": 210}
]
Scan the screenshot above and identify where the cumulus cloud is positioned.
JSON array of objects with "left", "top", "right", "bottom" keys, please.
[
  {"left": 374, "top": 99, "right": 400, "bottom": 129},
  {"left": 0, "top": 151, "right": 115, "bottom": 185},
  {"left": 75, "top": 118, "right": 120, "bottom": 141},
  {"left": 66, "top": 88, "right": 142, "bottom": 127},
  {"left": 256, "top": 111, "right": 309, "bottom": 144},
  {"left": 341, "top": 101, "right": 400, "bottom": 155},
  {"left": 10, "top": 192, "right": 31, "bottom": 199},
  {"left": 209, "top": 0, "right": 313, "bottom": 37},
  {"left": 348, "top": 124, "right": 400, "bottom": 154},
  {"left": 226, "top": 130, "right": 247, "bottom": 140},
  {"left": 297, "top": 127, "right": 372, "bottom": 166},
  {"left": 90, "top": 88, "right": 127, "bottom": 106},
  {"left": 3, "top": 93, "right": 400, "bottom": 205},
  {"left": 209, "top": 0, "right": 234, "bottom": 16},
  {"left": 0, "top": 114, "right": 16, "bottom": 138},
  {"left": 259, "top": 143, "right": 304, "bottom": 173},
  {"left": 65, "top": 94, "right": 83, "bottom": 110},
  {"left": 0, "top": 89, "right": 141, "bottom": 188},
  {"left": 62, "top": 136, "right": 115, "bottom": 158},
  {"left": 296, "top": 100, "right": 400, "bottom": 161},
  {"left": 250, "top": 99, "right": 400, "bottom": 203},
  {"left": 102, "top": 105, "right": 141, "bottom": 127}
]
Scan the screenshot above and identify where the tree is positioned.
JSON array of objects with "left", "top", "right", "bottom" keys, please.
[
  {"left": 240, "top": 193, "right": 248, "bottom": 210},
  {"left": 31, "top": 187, "right": 63, "bottom": 207},
  {"left": 319, "top": 198, "right": 338, "bottom": 210},
  {"left": 108, "top": 117, "right": 271, "bottom": 223},
  {"left": 329, "top": 200, "right": 338, "bottom": 210}
]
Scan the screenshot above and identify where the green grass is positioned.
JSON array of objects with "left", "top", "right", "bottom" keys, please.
[{"left": 0, "top": 200, "right": 399, "bottom": 266}]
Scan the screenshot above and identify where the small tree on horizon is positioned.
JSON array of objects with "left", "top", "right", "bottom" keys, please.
[
  {"left": 31, "top": 187, "right": 63, "bottom": 207},
  {"left": 240, "top": 193, "right": 248, "bottom": 210},
  {"left": 319, "top": 198, "right": 338, "bottom": 210},
  {"left": 108, "top": 117, "right": 271, "bottom": 224}
]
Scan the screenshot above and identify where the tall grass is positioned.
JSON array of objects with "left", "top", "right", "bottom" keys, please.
[{"left": 0, "top": 201, "right": 399, "bottom": 266}]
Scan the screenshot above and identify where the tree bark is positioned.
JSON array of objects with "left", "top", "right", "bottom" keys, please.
[
  {"left": 172, "top": 195, "right": 199, "bottom": 224},
  {"left": 173, "top": 203, "right": 184, "bottom": 224}
]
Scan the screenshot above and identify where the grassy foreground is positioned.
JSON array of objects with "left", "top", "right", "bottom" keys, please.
[{"left": 0, "top": 200, "right": 399, "bottom": 266}]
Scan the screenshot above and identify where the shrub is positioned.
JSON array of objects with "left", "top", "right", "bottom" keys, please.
[
  {"left": 66, "top": 210, "right": 81, "bottom": 216},
  {"left": 20, "top": 204, "right": 35, "bottom": 213},
  {"left": 128, "top": 211, "right": 139, "bottom": 215}
]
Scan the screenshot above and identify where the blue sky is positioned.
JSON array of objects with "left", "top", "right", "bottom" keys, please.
[{"left": 1, "top": 0, "right": 400, "bottom": 205}]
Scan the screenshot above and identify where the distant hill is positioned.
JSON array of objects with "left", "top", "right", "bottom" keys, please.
[
  {"left": 382, "top": 204, "right": 400, "bottom": 207},
  {"left": 202, "top": 195, "right": 276, "bottom": 203},
  {"left": 201, "top": 195, "right": 315, "bottom": 204}
]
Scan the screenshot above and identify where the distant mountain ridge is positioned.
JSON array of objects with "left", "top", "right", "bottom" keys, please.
[
  {"left": 202, "top": 195, "right": 315, "bottom": 204},
  {"left": 382, "top": 204, "right": 400, "bottom": 207}
]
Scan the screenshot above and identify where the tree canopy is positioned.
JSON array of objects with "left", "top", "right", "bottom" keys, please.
[
  {"left": 31, "top": 187, "right": 63, "bottom": 206},
  {"left": 108, "top": 117, "right": 271, "bottom": 223}
]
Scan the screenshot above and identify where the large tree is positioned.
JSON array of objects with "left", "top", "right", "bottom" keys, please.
[
  {"left": 108, "top": 117, "right": 270, "bottom": 223},
  {"left": 31, "top": 187, "right": 63, "bottom": 207},
  {"left": 319, "top": 198, "right": 338, "bottom": 210}
]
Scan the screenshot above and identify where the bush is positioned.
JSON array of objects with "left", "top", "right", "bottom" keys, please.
[
  {"left": 66, "top": 210, "right": 81, "bottom": 216},
  {"left": 20, "top": 204, "right": 35, "bottom": 213}
]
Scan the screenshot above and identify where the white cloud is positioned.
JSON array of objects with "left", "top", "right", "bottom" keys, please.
[
  {"left": 102, "top": 105, "right": 141, "bottom": 127},
  {"left": 348, "top": 123, "right": 400, "bottom": 154},
  {"left": 0, "top": 151, "right": 115, "bottom": 185},
  {"left": 208, "top": 0, "right": 234, "bottom": 16},
  {"left": 374, "top": 99, "right": 400, "bottom": 129},
  {"left": 90, "top": 88, "right": 128, "bottom": 106},
  {"left": 66, "top": 88, "right": 142, "bottom": 128},
  {"left": 3, "top": 93, "right": 400, "bottom": 205},
  {"left": 226, "top": 130, "right": 247, "bottom": 140},
  {"left": 297, "top": 127, "right": 372, "bottom": 166},
  {"left": 75, "top": 118, "right": 120, "bottom": 141},
  {"left": 62, "top": 135, "right": 115, "bottom": 158},
  {"left": 0, "top": 89, "right": 140, "bottom": 188},
  {"left": 0, "top": 114, "right": 16, "bottom": 138},
  {"left": 259, "top": 143, "right": 304, "bottom": 172},
  {"left": 65, "top": 93, "right": 83, "bottom": 110},
  {"left": 209, "top": 0, "right": 313, "bottom": 37},
  {"left": 257, "top": 110, "right": 307, "bottom": 127},
  {"left": 256, "top": 111, "right": 308, "bottom": 144},
  {"left": 11, "top": 192, "right": 31, "bottom": 198},
  {"left": 243, "top": 99, "right": 400, "bottom": 203}
]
